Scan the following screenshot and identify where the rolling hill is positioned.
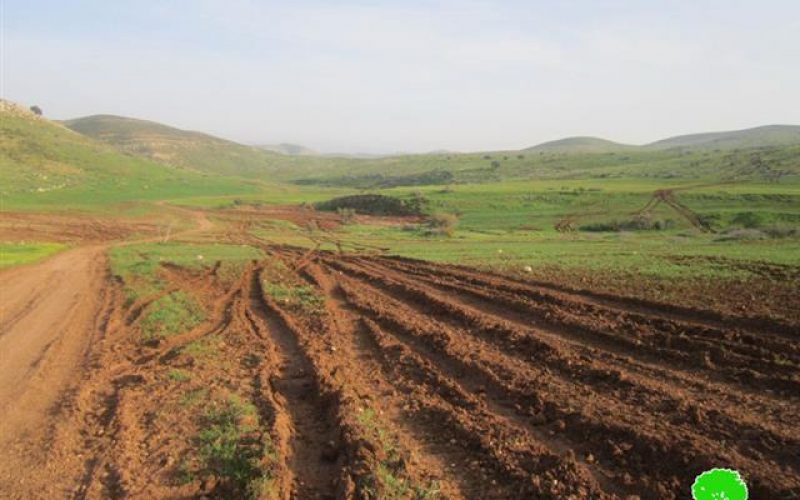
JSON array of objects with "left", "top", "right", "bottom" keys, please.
[
  {"left": 63, "top": 115, "right": 289, "bottom": 178},
  {"left": 55, "top": 109, "right": 800, "bottom": 188},
  {"left": 647, "top": 125, "right": 800, "bottom": 150},
  {"left": 256, "top": 143, "right": 318, "bottom": 156},
  {"left": 525, "top": 136, "right": 635, "bottom": 153},
  {"left": 0, "top": 101, "right": 258, "bottom": 210}
]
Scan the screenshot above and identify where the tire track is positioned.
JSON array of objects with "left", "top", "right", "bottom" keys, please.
[
  {"left": 332, "top": 267, "right": 798, "bottom": 497},
  {"left": 248, "top": 267, "right": 341, "bottom": 498}
]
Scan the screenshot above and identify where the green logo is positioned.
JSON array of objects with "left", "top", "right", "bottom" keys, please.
[{"left": 692, "top": 468, "right": 748, "bottom": 500}]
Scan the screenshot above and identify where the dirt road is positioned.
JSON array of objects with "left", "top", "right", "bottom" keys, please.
[{"left": 0, "top": 246, "right": 109, "bottom": 496}]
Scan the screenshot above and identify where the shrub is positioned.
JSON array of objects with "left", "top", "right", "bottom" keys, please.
[
  {"left": 579, "top": 215, "right": 675, "bottom": 232},
  {"left": 760, "top": 225, "right": 799, "bottom": 239},
  {"left": 425, "top": 213, "right": 459, "bottom": 237},
  {"left": 731, "top": 211, "right": 764, "bottom": 228},
  {"left": 715, "top": 228, "right": 767, "bottom": 241},
  {"left": 315, "top": 194, "right": 424, "bottom": 216}
]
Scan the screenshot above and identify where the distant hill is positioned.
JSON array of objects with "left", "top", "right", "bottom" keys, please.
[
  {"left": 256, "top": 143, "right": 317, "bottom": 156},
  {"left": 0, "top": 101, "right": 256, "bottom": 209},
  {"left": 525, "top": 136, "right": 636, "bottom": 153},
  {"left": 64, "top": 115, "right": 287, "bottom": 178},
  {"left": 647, "top": 125, "right": 800, "bottom": 150}
]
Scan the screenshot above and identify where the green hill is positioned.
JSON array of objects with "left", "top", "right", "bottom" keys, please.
[
  {"left": 256, "top": 143, "right": 317, "bottom": 156},
  {"left": 525, "top": 136, "right": 636, "bottom": 153},
  {"left": 0, "top": 101, "right": 257, "bottom": 210},
  {"left": 648, "top": 125, "right": 800, "bottom": 150},
  {"left": 63, "top": 114, "right": 289, "bottom": 178}
]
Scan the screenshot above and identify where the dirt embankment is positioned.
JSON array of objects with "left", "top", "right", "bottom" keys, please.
[{"left": 3, "top": 242, "right": 795, "bottom": 498}]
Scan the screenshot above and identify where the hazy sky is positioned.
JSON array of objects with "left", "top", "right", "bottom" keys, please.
[{"left": 3, "top": 1, "right": 799, "bottom": 153}]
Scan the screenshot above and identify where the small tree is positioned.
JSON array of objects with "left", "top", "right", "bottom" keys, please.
[
  {"left": 30, "top": 105, "right": 43, "bottom": 116},
  {"left": 426, "top": 213, "right": 459, "bottom": 237},
  {"left": 490, "top": 160, "right": 501, "bottom": 170}
]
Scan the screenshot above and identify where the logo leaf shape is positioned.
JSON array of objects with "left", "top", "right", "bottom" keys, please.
[{"left": 692, "top": 468, "right": 748, "bottom": 500}]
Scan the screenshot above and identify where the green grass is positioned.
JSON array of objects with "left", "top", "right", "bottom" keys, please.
[
  {"left": 0, "top": 242, "right": 66, "bottom": 269},
  {"left": 182, "top": 335, "right": 224, "bottom": 359},
  {"left": 168, "top": 369, "right": 192, "bottom": 382},
  {"left": 0, "top": 110, "right": 262, "bottom": 211},
  {"left": 109, "top": 242, "right": 263, "bottom": 303},
  {"left": 140, "top": 291, "right": 205, "bottom": 340},
  {"left": 262, "top": 283, "right": 325, "bottom": 313},
  {"left": 246, "top": 175, "right": 799, "bottom": 282},
  {"left": 189, "top": 395, "right": 274, "bottom": 498},
  {"left": 357, "top": 408, "right": 441, "bottom": 499}
]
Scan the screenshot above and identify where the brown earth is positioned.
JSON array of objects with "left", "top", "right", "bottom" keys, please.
[
  {"left": 1, "top": 230, "right": 798, "bottom": 498},
  {"left": 0, "top": 212, "right": 161, "bottom": 243}
]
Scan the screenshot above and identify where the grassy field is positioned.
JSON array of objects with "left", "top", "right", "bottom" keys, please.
[
  {"left": 3, "top": 101, "right": 799, "bottom": 320},
  {"left": 0, "top": 242, "right": 67, "bottom": 269},
  {"left": 109, "top": 242, "right": 264, "bottom": 305}
]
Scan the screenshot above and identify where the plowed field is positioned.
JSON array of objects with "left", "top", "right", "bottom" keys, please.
[{"left": 1, "top": 244, "right": 798, "bottom": 499}]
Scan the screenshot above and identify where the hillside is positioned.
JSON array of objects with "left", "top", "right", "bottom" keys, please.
[
  {"left": 648, "top": 125, "right": 800, "bottom": 150},
  {"left": 257, "top": 143, "right": 317, "bottom": 156},
  {"left": 64, "top": 115, "right": 289, "bottom": 178},
  {"left": 525, "top": 136, "right": 636, "bottom": 153},
  {"left": 0, "top": 101, "right": 257, "bottom": 210}
]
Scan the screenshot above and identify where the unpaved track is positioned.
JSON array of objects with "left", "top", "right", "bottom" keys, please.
[{"left": 0, "top": 246, "right": 108, "bottom": 496}]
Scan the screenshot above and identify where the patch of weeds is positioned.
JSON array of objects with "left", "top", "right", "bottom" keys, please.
[
  {"left": 191, "top": 395, "right": 274, "bottom": 498},
  {"left": 263, "top": 282, "right": 325, "bottom": 313},
  {"left": 180, "top": 388, "right": 208, "bottom": 407},
  {"left": 182, "top": 334, "right": 222, "bottom": 359},
  {"left": 176, "top": 458, "right": 196, "bottom": 485},
  {"left": 140, "top": 291, "right": 206, "bottom": 340},
  {"left": 357, "top": 408, "right": 440, "bottom": 499},
  {"left": 168, "top": 369, "right": 191, "bottom": 382}
]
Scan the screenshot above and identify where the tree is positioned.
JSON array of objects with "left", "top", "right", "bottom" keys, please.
[
  {"left": 490, "top": 160, "right": 501, "bottom": 170},
  {"left": 30, "top": 105, "right": 43, "bottom": 116},
  {"left": 426, "top": 213, "right": 459, "bottom": 237}
]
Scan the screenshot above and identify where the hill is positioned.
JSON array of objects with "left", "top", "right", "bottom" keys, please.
[
  {"left": 525, "top": 136, "right": 636, "bottom": 153},
  {"left": 63, "top": 115, "right": 288, "bottom": 178},
  {"left": 648, "top": 125, "right": 800, "bottom": 150},
  {"left": 0, "top": 101, "right": 257, "bottom": 210},
  {"left": 256, "top": 143, "right": 317, "bottom": 156}
]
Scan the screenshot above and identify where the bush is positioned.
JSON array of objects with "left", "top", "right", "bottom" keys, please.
[
  {"left": 425, "top": 213, "right": 459, "bottom": 237},
  {"left": 715, "top": 228, "right": 767, "bottom": 241},
  {"left": 315, "top": 194, "right": 424, "bottom": 216},
  {"left": 579, "top": 215, "right": 675, "bottom": 232},
  {"left": 760, "top": 225, "right": 799, "bottom": 239},
  {"left": 731, "top": 211, "right": 764, "bottom": 228}
]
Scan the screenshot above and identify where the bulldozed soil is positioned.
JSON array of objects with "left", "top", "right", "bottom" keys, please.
[{"left": 1, "top": 239, "right": 797, "bottom": 499}]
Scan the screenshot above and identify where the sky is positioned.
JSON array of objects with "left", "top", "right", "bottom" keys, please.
[{"left": 2, "top": 0, "right": 799, "bottom": 153}]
